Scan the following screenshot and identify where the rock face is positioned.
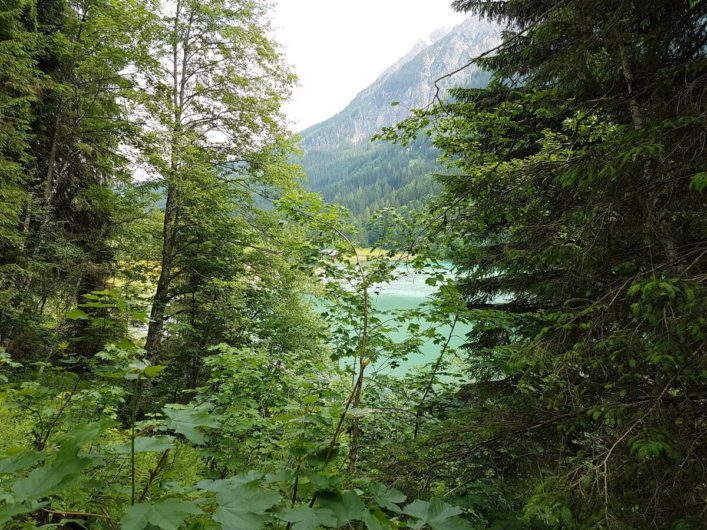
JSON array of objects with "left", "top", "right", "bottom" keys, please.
[
  {"left": 301, "top": 16, "right": 499, "bottom": 151},
  {"left": 299, "top": 16, "right": 499, "bottom": 241}
]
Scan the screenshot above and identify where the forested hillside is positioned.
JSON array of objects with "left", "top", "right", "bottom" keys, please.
[
  {"left": 301, "top": 139, "right": 439, "bottom": 220},
  {"left": 300, "top": 17, "right": 497, "bottom": 243},
  {"left": 0, "top": 0, "right": 705, "bottom": 529}
]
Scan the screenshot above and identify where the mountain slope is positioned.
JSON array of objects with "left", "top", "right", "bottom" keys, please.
[
  {"left": 299, "top": 16, "right": 499, "bottom": 243},
  {"left": 301, "top": 16, "right": 499, "bottom": 151}
]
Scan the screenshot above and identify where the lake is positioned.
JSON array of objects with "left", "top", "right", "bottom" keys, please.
[{"left": 357, "top": 263, "right": 470, "bottom": 376}]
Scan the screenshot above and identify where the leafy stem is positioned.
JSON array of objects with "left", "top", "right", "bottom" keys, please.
[{"left": 37, "top": 375, "right": 81, "bottom": 451}]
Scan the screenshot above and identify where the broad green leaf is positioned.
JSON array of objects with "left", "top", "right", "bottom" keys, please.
[
  {"left": 264, "top": 470, "right": 293, "bottom": 483},
  {"left": 56, "top": 422, "right": 103, "bottom": 461},
  {"left": 12, "top": 458, "right": 90, "bottom": 501},
  {"left": 11, "top": 424, "right": 102, "bottom": 501},
  {"left": 120, "top": 499, "right": 201, "bottom": 530},
  {"left": 319, "top": 490, "right": 367, "bottom": 526},
  {"left": 212, "top": 484, "right": 281, "bottom": 530},
  {"left": 125, "top": 360, "right": 167, "bottom": 381},
  {"left": 402, "top": 499, "right": 473, "bottom": 530},
  {"left": 112, "top": 436, "right": 174, "bottom": 454},
  {"left": 0, "top": 449, "right": 43, "bottom": 474},
  {"left": 125, "top": 360, "right": 150, "bottom": 380},
  {"left": 115, "top": 338, "right": 138, "bottom": 352},
  {"left": 197, "top": 471, "right": 263, "bottom": 493},
  {"left": 143, "top": 365, "right": 166, "bottom": 378},
  {"left": 362, "top": 508, "right": 392, "bottom": 530},
  {"left": 0, "top": 500, "right": 46, "bottom": 526},
  {"left": 163, "top": 404, "right": 220, "bottom": 444},
  {"left": 369, "top": 483, "right": 406, "bottom": 511},
  {"left": 279, "top": 506, "right": 338, "bottom": 530},
  {"left": 308, "top": 473, "right": 342, "bottom": 491},
  {"left": 65, "top": 308, "right": 88, "bottom": 320}
]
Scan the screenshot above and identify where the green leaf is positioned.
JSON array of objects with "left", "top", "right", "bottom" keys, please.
[
  {"left": 163, "top": 404, "right": 220, "bottom": 444},
  {"left": 212, "top": 484, "right": 281, "bottom": 530},
  {"left": 125, "top": 360, "right": 165, "bottom": 380},
  {"left": 0, "top": 449, "right": 43, "bottom": 474},
  {"left": 319, "top": 490, "right": 367, "bottom": 526},
  {"left": 0, "top": 350, "right": 22, "bottom": 368},
  {"left": 308, "top": 473, "right": 342, "bottom": 491},
  {"left": 143, "top": 365, "right": 166, "bottom": 378},
  {"left": 112, "top": 436, "right": 174, "bottom": 454},
  {"left": 279, "top": 506, "right": 338, "bottom": 530},
  {"left": 264, "top": 470, "right": 293, "bottom": 483},
  {"left": 11, "top": 423, "right": 103, "bottom": 501},
  {"left": 0, "top": 501, "right": 46, "bottom": 526},
  {"left": 197, "top": 471, "right": 263, "bottom": 493},
  {"left": 362, "top": 508, "right": 391, "bottom": 530},
  {"left": 402, "top": 499, "right": 472, "bottom": 530},
  {"left": 12, "top": 458, "right": 90, "bottom": 501},
  {"left": 689, "top": 171, "right": 707, "bottom": 192},
  {"left": 120, "top": 499, "right": 201, "bottom": 530},
  {"left": 56, "top": 422, "right": 103, "bottom": 461},
  {"left": 369, "top": 483, "right": 406, "bottom": 511},
  {"left": 65, "top": 308, "right": 88, "bottom": 320},
  {"left": 115, "top": 338, "right": 138, "bottom": 352}
]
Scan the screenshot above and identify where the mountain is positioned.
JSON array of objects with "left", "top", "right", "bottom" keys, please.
[
  {"left": 301, "top": 16, "right": 499, "bottom": 151},
  {"left": 298, "top": 17, "right": 499, "bottom": 244},
  {"left": 299, "top": 17, "right": 499, "bottom": 240}
]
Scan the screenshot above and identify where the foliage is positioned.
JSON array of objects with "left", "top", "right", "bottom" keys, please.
[
  {"left": 3, "top": 0, "right": 702, "bottom": 528},
  {"left": 0, "top": 2, "right": 478, "bottom": 527},
  {"left": 302, "top": 139, "right": 441, "bottom": 245},
  {"left": 379, "top": 0, "right": 707, "bottom": 527}
]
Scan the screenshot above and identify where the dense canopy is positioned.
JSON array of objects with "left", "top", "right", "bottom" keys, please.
[{"left": 0, "top": 0, "right": 705, "bottom": 529}]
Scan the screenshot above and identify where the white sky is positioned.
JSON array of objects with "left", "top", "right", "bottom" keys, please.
[{"left": 272, "top": 1, "right": 466, "bottom": 130}]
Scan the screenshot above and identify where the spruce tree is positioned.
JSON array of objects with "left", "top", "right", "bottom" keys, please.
[{"left": 383, "top": 0, "right": 707, "bottom": 526}]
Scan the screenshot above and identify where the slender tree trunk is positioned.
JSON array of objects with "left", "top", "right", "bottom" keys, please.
[
  {"left": 349, "top": 288, "right": 368, "bottom": 471},
  {"left": 617, "top": 39, "right": 642, "bottom": 128},
  {"left": 145, "top": 184, "right": 176, "bottom": 357},
  {"left": 31, "top": 110, "right": 63, "bottom": 258},
  {"left": 144, "top": 0, "right": 187, "bottom": 358}
]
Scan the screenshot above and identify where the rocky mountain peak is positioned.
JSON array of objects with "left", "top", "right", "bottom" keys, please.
[{"left": 300, "top": 16, "right": 500, "bottom": 151}]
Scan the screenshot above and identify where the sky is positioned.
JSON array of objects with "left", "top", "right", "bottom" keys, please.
[{"left": 272, "top": 1, "right": 466, "bottom": 131}]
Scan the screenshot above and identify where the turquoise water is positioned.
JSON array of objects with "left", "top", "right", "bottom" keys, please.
[{"left": 361, "top": 265, "right": 470, "bottom": 376}]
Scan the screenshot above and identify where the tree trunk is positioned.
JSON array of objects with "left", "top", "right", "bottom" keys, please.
[
  {"left": 349, "top": 288, "right": 368, "bottom": 471},
  {"left": 31, "top": 110, "right": 63, "bottom": 258},
  {"left": 144, "top": 184, "right": 176, "bottom": 357},
  {"left": 144, "top": 0, "right": 187, "bottom": 358}
]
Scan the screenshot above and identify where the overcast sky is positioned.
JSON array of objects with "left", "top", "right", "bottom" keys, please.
[{"left": 272, "top": 1, "right": 466, "bottom": 131}]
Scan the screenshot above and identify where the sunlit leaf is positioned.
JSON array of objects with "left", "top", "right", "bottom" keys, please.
[{"left": 65, "top": 308, "right": 88, "bottom": 320}]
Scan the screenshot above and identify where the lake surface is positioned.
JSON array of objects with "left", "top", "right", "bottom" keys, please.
[{"left": 363, "top": 264, "right": 470, "bottom": 376}]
